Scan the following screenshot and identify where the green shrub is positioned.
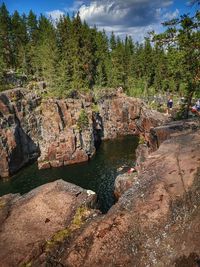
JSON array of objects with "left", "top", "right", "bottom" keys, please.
[
  {"left": 91, "top": 103, "right": 99, "bottom": 113},
  {"left": 139, "top": 135, "right": 146, "bottom": 145},
  {"left": 77, "top": 109, "right": 89, "bottom": 131}
]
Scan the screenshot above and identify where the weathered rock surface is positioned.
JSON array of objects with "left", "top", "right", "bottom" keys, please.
[
  {"left": 114, "top": 171, "right": 138, "bottom": 199},
  {"left": 47, "top": 129, "right": 200, "bottom": 267},
  {"left": 0, "top": 88, "right": 167, "bottom": 178},
  {"left": 37, "top": 99, "right": 96, "bottom": 169},
  {"left": 149, "top": 118, "right": 200, "bottom": 151},
  {"left": 0, "top": 180, "right": 98, "bottom": 267},
  {"left": 1, "top": 100, "right": 200, "bottom": 267},
  {"left": 0, "top": 88, "right": 41, "bottom": 178},
  {"left": 98, "top": 92, "right": 167, "bottom": 140}
]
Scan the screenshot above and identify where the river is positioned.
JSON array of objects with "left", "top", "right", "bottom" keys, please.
[{"left": 0, "top": 135, "right": 138, "bottom": 213}]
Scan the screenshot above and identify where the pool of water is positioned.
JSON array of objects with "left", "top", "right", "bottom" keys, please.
[{"left": 0, "top": 136, "right": 138, "bottom": 213}]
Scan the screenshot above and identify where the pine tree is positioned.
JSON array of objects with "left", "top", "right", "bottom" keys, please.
[
  {"left": 124, "top": 36, "right": 135, "bottom": 89},
  {"left": 0, "top": 53, "right": 5, "bottom": 91},
  {"left": 95, "top": 30, "right": 110, "bottom": 87},
  {"left": 36, "top": 15, "right": 58, "bottom": 90},
  {"left": 11, "top": 11, "right": 28, "bottom": 72},
  {"left": 26, "top": 10, "right": 38, "bottom": 76},
  {"left": 109, "top": 35, "right": 126, "bottom": 87},
  {"left": 70, "top": 13, "right": 88, "bottom": 91},
  {"left": 0, "top": 3, "right": 12, "bottom": 68},
  {"left": 56, "top": 15, "right": 73, "bottom": 95}
]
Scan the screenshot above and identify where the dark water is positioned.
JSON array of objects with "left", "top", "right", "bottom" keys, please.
[{"left": 0, "top": 136, "right": 138, "bottom": 213}]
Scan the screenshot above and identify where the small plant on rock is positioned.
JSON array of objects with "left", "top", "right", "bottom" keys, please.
[
  {"left": 139, "top": 135, "right": 146, "bottom": 145},
  {"left": 77, "top": 109, "right": 89, "bottom": 131}
]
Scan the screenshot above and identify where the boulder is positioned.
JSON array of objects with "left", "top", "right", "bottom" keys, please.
[
  {"left": 114, "top": 172, "right": 138, "bottom": 199},
  {"left": 0, "top": 180, "right": 98, "bottom": 267}
]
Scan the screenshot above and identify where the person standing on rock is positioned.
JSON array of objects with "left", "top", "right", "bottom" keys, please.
[{"left": 166, "top": 96, "right": 173, "bottom": 114}]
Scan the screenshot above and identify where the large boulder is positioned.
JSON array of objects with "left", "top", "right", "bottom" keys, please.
[{"left": 0, "top": 180, "right": 97, "bottom": 267}]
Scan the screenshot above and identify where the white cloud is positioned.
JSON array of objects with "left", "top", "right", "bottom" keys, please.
[
  {"left": 68, "top": 0, "right": 85, "bottom": 12},
  {"left": 78, "top": 0, "right": 176, "bottom": 41},
  {"left": 163, "top": 9, "right": 179, "bottom": 20},
  {"left": 46, "top": 10, "right": 64, "bottom": 20}
]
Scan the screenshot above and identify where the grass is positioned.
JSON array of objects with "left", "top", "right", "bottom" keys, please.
[
  {"left": 45, "top": 206, "right": 90, "bottom": 251},
  {"left": 20, "top": 261, "right": 32, "bottom": 267},
  {"left": 0, "top": 200, "right": 5, "bottom": 209}
]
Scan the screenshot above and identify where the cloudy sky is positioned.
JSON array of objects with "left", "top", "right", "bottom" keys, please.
[{"left": 4, "top": 0, "right": 197, "bottom": 41}]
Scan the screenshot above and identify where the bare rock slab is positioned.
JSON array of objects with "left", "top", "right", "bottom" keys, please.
[
  {"left": 0, "top": 180, "right": 97, "bottom": 267},
  {"left": 58, "top": 130, "right": 200, "bottom": 267}
]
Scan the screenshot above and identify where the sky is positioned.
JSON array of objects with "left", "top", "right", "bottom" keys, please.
[{"left": 2, "top": 0, "right": 198, "bottom": 41}]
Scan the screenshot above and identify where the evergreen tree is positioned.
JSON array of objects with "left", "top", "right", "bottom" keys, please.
[
  {"left": 95, "top": 30, "right": 110, "bottom": 87},
  {"left": 123, "top": 36, "right": 135, "bottom": 89},
  {"left": 56, "top": 15, "right": 73, "bottom": 95},
  {"left": 109, "top": 36, "right": 125, "bottom": 87},
  {"left": 26, "top": 10, "right": 38, "bottom": 76},
  {"left": 36, "top": 15, "right": 58, "bottom": 90},
  {"left": 11, "top": 11, "right": 28, "bottom": 72},
  {"left": 153, "top": 44, "right": 168, "bottom": 92},
  {"left": 70, "top": 13, "right": 88, "bottom": 90},
  {"left": 0, "top": 3, "right": 12, "bottom": 68},
  {"left": 0, "top": 53, "right": 5, "bottom": 91}
]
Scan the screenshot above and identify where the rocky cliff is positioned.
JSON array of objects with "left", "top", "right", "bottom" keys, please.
[
  {"left": 0, "top": 120, "right": 200, "bottom": 266},
  {"left": 0, "top": 88, "right": 41, "bottom": 178},
  {"left": 0, "top": 88, "right": 167, "bottom": 178}
]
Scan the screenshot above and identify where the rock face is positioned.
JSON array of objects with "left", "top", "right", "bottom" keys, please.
[
  {"left": 53, "top": 129, "right": 200, "bottom": 267},
  {"left": 114, "top": 171, "right": 138, "bottom": 199},
  {"left": 0, "top": 88, "right": 41, "bottom": 178},
  {"left": 0, "top": 180, "right": 97, "bottom": 267},
  {"left": 149, "top": 118, "right": 200, "bottom": 151},
  {"left": 1, "top": 97, "right": 200, "bottom": 266},
  {"left": 0, "top": 88, "right": 167, "bottom": 178},
  {"left": 37, "top": 99, "right": 96, "bottom": 169},
  {"left": 98, "top": 92, "right": 166, "bottom": 140}
]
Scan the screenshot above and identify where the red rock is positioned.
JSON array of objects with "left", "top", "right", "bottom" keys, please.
[
  {"left": 0, "top": 88, "right": 167, "bottom": 177},
  {"left": 0, "top": 180, "right": 98, "bottom": 266},
  {"left": 56, "top": 129, "right": 200, "bottom": 267}
]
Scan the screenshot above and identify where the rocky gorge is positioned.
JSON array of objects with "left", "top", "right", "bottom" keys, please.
[
  {"left": 0, "top": 87, "right": 165, "bottom": 178},
  {"left": 0, "top": 87, "right": 200, "bottom": 266}
]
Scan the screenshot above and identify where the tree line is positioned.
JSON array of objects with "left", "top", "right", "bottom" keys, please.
[{"left": 0, "top": 2, "right": 199, "bottom": 100}]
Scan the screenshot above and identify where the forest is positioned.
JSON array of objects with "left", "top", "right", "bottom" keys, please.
[{"left": 0, "top": 2, "right": 199, "bottom": 100}]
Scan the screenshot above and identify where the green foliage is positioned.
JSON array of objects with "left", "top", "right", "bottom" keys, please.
[
  {"left": 139, "top": 135, "right": 146, "bottom": 145},
  {"left": 93, "top": 86, "right": 117, "bottom": 101},
  {"left": 77, "top": 109, "right": 89, "bottom": 131},
  {"left": 0, "top": 2, "right": 199, "bottom": 102},
  {"left": 91, "top": 103, "right": 99, "bottom": 113},
  {"left": 152, "top": 6, "right": 200, "bottom": 116},
  {"left": 20, "top": 262, "right": 32, "bottom": 267}
]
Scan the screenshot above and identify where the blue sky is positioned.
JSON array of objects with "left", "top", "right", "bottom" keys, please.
[{"left": 3, "top": 0, "right": 198, "bottom": 41}]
